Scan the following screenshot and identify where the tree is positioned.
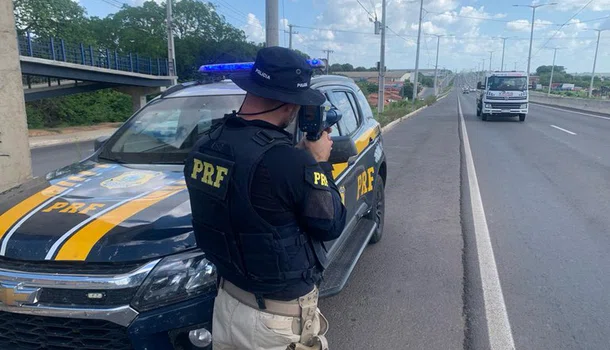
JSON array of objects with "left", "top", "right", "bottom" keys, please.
[
  {"left": 356, "top": 81, "right": 378, "bottom": 95},
  {"left": 401, "top": 80, "right": 414, "bottom": 99},
  {"left": 418, "top": 75, "right": 434, "bottom": 88},
  {"left": 340, "top": 63, "right": 354, "bottom": 71},
  {"left": 13, "top": 0, "right": 92, "bottom": 42},
  {"left": 355, "top": 66, "right": 367, "bottom": 71},
  {"left": 330, "top": 63, "right": 343, "bottom": 72},
  {"left": 536, "top": 65, "right": 566, "bottom": 75}
]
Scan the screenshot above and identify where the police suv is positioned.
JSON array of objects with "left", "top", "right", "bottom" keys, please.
[{"left": 0, "top": 61, "right": 387, "bottom": 350}]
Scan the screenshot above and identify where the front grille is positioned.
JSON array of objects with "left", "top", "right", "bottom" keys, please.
[
  {"left": 0, "top": 311, "right": 132, "bottom": 350},
  {"left": 0, "top": 256, "right": 148, "bottom": 275},
  {"left": 39, "top": 287, "right": 139, "bottom": 306},
  {"left": 486, "top": 96, "right": 524, "bottom": 100},
  {"left": 490, "top": 103, "right": 522, "bottom": 109}
]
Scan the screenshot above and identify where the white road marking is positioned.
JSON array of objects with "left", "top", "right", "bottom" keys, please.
[
  {"left": 533, "top": 103, "right": 610, "bottom": 121},
  {"left": 550, "top": 125, "right": 577, "bottom": 135},
  {"left": 458, "top": 97, "right": 516, "bottom": 350}
]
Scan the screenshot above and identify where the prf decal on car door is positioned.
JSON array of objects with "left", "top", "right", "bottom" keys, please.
[{"left": 356, "top": 167, "right": 375, "bottom": 200}]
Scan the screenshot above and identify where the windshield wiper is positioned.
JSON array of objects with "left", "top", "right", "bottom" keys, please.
[
  {"left": 98, "top": 155, "right": 127, "bottom": 164},
  {"left": 149, "top": 160, "right": 185, "bottom": 165}
]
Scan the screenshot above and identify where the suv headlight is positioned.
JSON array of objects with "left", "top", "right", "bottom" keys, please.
[
  {"left": 520, "top": 104, "right": 527, "bottom": 109},
  {"left": 485, "top": 103, "right": 492, "bottom": 108},
  {"left": 132, "top": 251, "right": 216, "bottom": 312}
]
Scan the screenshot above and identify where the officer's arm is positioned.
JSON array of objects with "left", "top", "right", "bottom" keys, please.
[{"left": 299, "top": 160, "right": 347, "bottom": 241}]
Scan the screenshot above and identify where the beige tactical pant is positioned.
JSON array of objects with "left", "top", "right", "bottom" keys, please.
[{"left": 212, "top": 287, "right": 324, "bottom": 350}]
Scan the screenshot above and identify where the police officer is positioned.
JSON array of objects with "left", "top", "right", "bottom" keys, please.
[{"left": 184, "top": 47, "right": 346, "bottom": 350}]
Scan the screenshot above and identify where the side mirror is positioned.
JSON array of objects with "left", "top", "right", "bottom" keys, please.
[
  {"left": 94, "top": 136, "right": 110, "bottom": 152},
  {"left": 328, "top": 136, "right": 358, "bottom": 164},
  {"left": 477, "top": 82, "right": 483, "bottom": 90}
]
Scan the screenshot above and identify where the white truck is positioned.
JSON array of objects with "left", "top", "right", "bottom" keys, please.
[{"left": 476, "top": 71, "right": 529, "bottom": 122}]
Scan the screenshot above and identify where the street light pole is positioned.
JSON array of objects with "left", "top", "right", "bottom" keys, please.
[
  {"left": 378, "top": 0, "right": 387, "bottom": 113},
  {"left": 499, "top": 37, "right": 509, "bottom": 71},
  {"left": 433, "top": 34, "right": 443, "bottom": 96},
  {"left": 412, "top": 0, "right": 424, "bottom": 103},
  {"left": 589, "top": 29, "right": 605, "bottom": 98},
  {"left": 265, "top": 0, "right": 279, "bottom": 47},
  {"left": 166, "top": 0, "right": 176, "bottom": 84},
  {"left": 513, "top": 3, "right": 557, "bottom": 87},
  {"left": 489, "top": 51, "right": 494, "bottom": 71},
  {"left": 323, "top": 49, "right": 334, "bottom": 75},
  {"left": 548, "top": 47, "right": 561, "bottom": 96}
]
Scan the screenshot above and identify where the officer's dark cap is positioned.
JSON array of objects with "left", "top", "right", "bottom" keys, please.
[{"left": 230, "top": 46, "right": 325, "bottom": 106}]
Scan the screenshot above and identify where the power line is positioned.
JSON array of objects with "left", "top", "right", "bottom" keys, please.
[
  {"left": 215, "top": 0, "right": 250, "bottom": 19},
  {"left": 369, "top": 0, "right": 378, "bottom": 20},
  {"left": 528, "top": 0, "right": 595, "bottom": 63},
  {"left": 96, "top": 0, "right": 123, "bottom": 9},
  {"left": 355, "top": 0, "right": 376, "bottom": 20}
]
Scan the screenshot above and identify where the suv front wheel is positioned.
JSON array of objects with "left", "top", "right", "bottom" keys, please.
[{"left": 367, "top": 174, "right": 385, "bottom": 244}]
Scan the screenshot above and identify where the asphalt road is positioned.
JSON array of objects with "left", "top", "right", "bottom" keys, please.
[
  {"left": 459, "top": 91, "right": 610, "bottom": 350},
  {"left": 321, "top": 92, "right": 464, "bottom": 349},
  {"left": 30, "top": 141, "right": 95, "bottom": 177}
]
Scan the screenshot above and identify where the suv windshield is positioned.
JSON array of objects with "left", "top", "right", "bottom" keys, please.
[
  {"left": 100, "top": 95, "right": 244, "bottom": 164},
  {"left": 487, "top": 76, "right": 527, "bottom": 91}
]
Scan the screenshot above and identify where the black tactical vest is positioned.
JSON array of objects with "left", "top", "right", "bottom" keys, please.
[{"left": 184, "top": 121, "right": 322, "bottom": 298}]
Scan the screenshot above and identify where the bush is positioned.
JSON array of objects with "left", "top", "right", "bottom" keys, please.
[
  {"left": 424, "top": 96, "right": 437, "bottom": 105},
  {"left": 26, "top": 89, "right": 132, "bottom": 128}
]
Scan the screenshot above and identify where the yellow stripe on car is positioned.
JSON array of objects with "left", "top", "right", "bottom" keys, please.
[
  {"left": 331, "top": 127, "right": 379, "bottom": 179},
  {"left": 54, "top": 186, "right": 184, "bottom": 261},
  {"left": 0, "top": 185, "right": 67, "bottom": 241}
]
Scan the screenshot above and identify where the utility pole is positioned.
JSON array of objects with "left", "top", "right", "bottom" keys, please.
[
  {"left": 514, "top": 61, "right": 518, "bottom": 70},
  {"left": 489, "top": 51, "right": 494, "bottom": 71},
  {"left": 265, "top": 0, "right": 279, "bottom": 47},
  {"left": 548, "top": 47, "right": 561, "bottom": 96},
  {"left": 166, "top": 0, "right": 177, "bottom": 84},
  {"left": 499, "top": 37, "right": 509, "bottom": 71},
  {"left": 287, "top": 24, "right": 298, "bottom": 49},
  {"left": 412, "top": 0, "right": 424, "bottom": 103},
  {"left": 589, "top": 29, "right": 606, "bottom": 98},
  {"left": 432, "top": 34, "right": 443, "bottom": 96},
  {"left": 323, "top": 49, "right": 333, "bottom": 75},
  {"left": 378, "top": 0, "right": 387, "bottom": 113},
  {"left": 513, "top": 3, "right": 557, "bottom": 87}
]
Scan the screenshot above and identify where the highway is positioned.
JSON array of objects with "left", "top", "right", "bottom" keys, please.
[
  {"left": 26, "top": 86, "right": 610, "bottom": 349},
  {"left": 30, "top": 141, "right": 94, "bottom": 177},
  {"left": 322, "top": 85, "right": 610, "bottom": 349}
]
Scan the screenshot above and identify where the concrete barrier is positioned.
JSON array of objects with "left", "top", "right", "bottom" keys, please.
[{"left": 529, "top": 92, "right": 610, "bottom": 115}]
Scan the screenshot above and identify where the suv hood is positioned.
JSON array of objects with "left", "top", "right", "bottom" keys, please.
[{"left": 0, "top": 161, "right": 195, "bottom": 263}]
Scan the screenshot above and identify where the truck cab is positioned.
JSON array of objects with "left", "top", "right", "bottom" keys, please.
[{"left": 476, "top": 71, "right": 529, "bottom": 122}]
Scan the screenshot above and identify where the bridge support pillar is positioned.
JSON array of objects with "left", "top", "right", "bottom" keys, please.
[
  {"left": 115, "top": 86, "right": 162, "bottom": 112},
  {"left": 0, "top": 1, "right": 32, "bottom": 192}
]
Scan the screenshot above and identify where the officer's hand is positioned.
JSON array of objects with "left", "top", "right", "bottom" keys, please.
[{"left": 303, "top": 131, "right": 333, "bottom": 162}]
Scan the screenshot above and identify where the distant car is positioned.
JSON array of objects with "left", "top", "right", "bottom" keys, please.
[{"left": 463, "top": 88, "right": 470, "bottom": 94}]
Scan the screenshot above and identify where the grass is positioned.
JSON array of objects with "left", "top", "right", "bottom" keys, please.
[{"left": 373, "top": 97, "right": 436, "bottom": 127}]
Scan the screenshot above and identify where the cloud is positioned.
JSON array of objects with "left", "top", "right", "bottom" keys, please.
[
  {"left": 553, "top": 0, "right": 610, "bottom": 12},
  {"left": 506, "top": 19, "right": 553, "bottom": 32},
  {"left": 242, "top": 13, "right": 265, "bottom": 43}
]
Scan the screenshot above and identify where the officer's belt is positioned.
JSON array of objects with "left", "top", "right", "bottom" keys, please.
[{"left": 221, "top": 279, "right": 306, "bottom": 317}]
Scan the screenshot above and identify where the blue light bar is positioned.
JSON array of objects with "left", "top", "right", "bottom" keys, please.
[{"left": 199, "top": 59, "right": 326, "bottom": 73}]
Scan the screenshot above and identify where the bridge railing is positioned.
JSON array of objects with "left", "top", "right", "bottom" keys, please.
[{"left": 18, "top": 33, "right": 174, "bottom": 77}]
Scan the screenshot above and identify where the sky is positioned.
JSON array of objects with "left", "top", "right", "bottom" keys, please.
[{"left": 79, "top": 0, "right": 610, "bottom": 73}]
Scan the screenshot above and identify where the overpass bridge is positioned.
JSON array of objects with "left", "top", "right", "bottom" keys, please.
[{"left": 19, "top": 33, "right": 177, "bottom": 110}]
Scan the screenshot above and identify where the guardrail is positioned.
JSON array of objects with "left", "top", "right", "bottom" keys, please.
[
  {"left": 529, "top": 91, "right": 610, "bottom": 115},
  {"left": 18, "top": 33, "right": 173, "bottom": 76}
]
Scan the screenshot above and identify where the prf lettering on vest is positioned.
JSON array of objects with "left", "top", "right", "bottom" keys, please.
[
  {"left": 42, "top": 202, "right": 106, "bottom": 214},
  {"left": 191, "top": 159, "right": 229, "bottom": 188},
  {"left": 313, "top": 172, "right": 329, "bottom": 187},
  {"left": 357, "top": 167, "right": 375, "bottom": 199}
]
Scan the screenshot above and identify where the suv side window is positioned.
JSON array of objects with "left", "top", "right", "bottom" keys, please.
[
  {"left": 331, "top": 91, "right": 360, "bottom": 136},
  {"left": 355, "top": 88, "right": 374, "bottom": 119}
]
